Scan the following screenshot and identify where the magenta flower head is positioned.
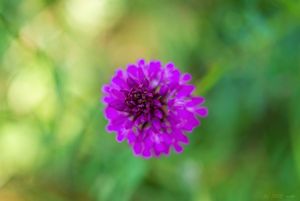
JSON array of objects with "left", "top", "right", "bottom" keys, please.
[{"left": 102, "top": 59, "right": 208, "bottom": 158}]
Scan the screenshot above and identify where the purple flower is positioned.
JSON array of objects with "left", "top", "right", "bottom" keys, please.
[{"left": 102, "top": 59, "right": 208, "bottom": 158}]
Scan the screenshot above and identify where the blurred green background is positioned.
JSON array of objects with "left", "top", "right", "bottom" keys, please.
[{"left": 1, "top": 0, "right": 300, "bottom": 200}]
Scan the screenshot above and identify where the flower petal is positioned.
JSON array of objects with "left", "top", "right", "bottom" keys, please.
[
  {"left": 133, "top": 142, "right": 142, "bottom": 155},
  {"left": 196, "top": 107, "right": 209, "bottom": 117},
  {"left": 177, "top": 85, "right": 195, "bottom": 97}
]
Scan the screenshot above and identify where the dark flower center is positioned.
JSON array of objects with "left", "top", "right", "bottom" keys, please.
[
  {"left": 122, "top": 83, "right": 168, "bottom": 126},
  {"left": 125, "top": 87, "right": 154, "bottom": 116}
]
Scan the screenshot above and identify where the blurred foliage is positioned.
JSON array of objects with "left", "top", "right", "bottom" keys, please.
[{"left": 1, "top": 0, "right": 300, "bottom": 201}]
